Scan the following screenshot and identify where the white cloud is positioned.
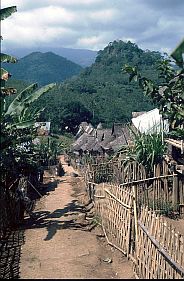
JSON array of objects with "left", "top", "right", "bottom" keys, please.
[
  {"left": 89, "top": 9, "right": 117, "bottom": 22},
  {"left": 1, "top": 0, "right": 184, "bottom": 53},
  {"left": 77, "top": 35, "right": 105, "bottom": 50}
]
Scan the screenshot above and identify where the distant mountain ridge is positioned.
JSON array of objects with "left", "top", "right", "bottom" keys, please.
[
  {"left": 3, "top": 46, "right": 97, "bottom": 67},
  {"left": 4, "top": 51, "right": 83, "bottom": 86}
]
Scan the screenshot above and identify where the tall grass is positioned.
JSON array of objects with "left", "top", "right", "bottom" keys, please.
[{"left": 127, "top": 131, "right": 166, "bottom": 175}]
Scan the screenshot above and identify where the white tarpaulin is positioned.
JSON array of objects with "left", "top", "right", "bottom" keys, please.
[{"left": 132, "top": 108, "right": 169, "bottom": 134}]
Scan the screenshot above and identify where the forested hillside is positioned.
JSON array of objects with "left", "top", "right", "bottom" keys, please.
[
  {"left": 4, "top": 51, "right": 83, "bottom": 86},
  {"left": 7, "top": 40, "right": 163, "bottom": 133}
]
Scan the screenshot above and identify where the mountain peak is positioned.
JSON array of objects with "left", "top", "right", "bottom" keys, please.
[
  {"left": 5, "top": 51, "right": 83, "bottom": 86},
  {"left": 3, "top": 47, "right": 97, "bottom": 67}
]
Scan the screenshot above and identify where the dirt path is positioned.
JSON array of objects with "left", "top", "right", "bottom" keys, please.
[{"left": 20, "top": 156, "right": 134, "bottom": 279}]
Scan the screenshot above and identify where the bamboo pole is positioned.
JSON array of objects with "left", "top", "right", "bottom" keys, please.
[
  {"left": 172, "top": 174, "right": 178, "bottom": 211},
  {"left": 133, "top": 185, "right": 138, "bottom": 253},
  {"left": 119, "top": 173, "right": 178, "bottom": 187},
  {"left": 104, "top": 188, "right": 132, "bottom": 209},
  {"left": 28, "top": 181, "right": 43, "bottom": 198}
]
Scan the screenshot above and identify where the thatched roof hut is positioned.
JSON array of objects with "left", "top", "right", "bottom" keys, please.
[{"left": 71, "top": 122, "right": 134, "bottom": 156}]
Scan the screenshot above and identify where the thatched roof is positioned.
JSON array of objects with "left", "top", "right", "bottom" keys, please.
[
  {"left": 72, "top": 122, "right": 134, "bottom": 154},
  {"left": 97, "top": 122, "right": 103, "bottom": 129},
  {"left": 75, "top": 122, "right": 94, "bottom": 139},
  {"left": 109, "top": 135, "right": 129, "bottom": 151},
  {"left": 72, "top": 132, "right": 89, "bottom": 151},
  {"left": 80, "top": 135, "right": 96, "bottom": 151}
]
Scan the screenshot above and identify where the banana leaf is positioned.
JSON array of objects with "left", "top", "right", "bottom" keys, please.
[
  {"left": 5, "top": 83, "right": 38, "bottom": 115},
  {"left": 22, "top": 83, "right": 56, "bottom": 106},
  {"left": 171, "top": 39, "right": 184, "bottom": 67},
  {"left": 15, "top": 120, "right": 35, "bottom": 129},
  {"left": 0, "top": 53, "right": 17, "bottom": 63},
  {"left": 17, "top": 84, "right": 55, "bottom": 115},
  {"left": 0, "top": 6, "right": 17, "bottom": 21},
  {"left": 6, "top": 83, "right": 55, "bottom": 117}
]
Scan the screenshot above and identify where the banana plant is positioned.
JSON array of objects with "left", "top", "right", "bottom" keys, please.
[
  {"left": 1, "top": 83, "right": 56, "bottom": 149},
  {"left": 5, "top": 83, "right": 54, "bottom": 117},
  {"left": 1, "top": 6, "right": 17, "bottom": 96}
]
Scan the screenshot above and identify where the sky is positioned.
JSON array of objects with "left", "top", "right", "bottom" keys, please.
[{"left": 1, "top": 0, "right": 184, "bottom": 54}]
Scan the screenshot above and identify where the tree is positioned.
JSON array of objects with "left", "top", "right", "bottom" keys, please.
[
  {"left": 60, "top": 101, "right": 93, "bottom": 134},
  {"left": 123, "top": 39, "right": 184, "bottom": 138}
]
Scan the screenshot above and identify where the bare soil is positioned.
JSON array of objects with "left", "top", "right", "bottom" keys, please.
[
  {"left": 19, "top": 156, "right": 134, "bottom": 279},
  {"left": 165, "top": 217, "right": 184, "bottom": 236}
]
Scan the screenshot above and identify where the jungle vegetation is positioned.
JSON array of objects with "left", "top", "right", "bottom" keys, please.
[
  {"left": 0, "top": 5, "right": 56, "bottom": 190},
  {"left": 21, "top": 40, "right": 164, "bottom": 134}
]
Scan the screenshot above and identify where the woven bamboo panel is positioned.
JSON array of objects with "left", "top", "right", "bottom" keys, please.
[
  {"left": 135, "top": 207, "right": 184, "bottom": 279},
  {"left": 96, "top": 183, "right": 134, "bottom": 256},
  {"left": 94, "top": 183, "right": 106, "bottom": 217},
  {"left": 136, "top": 164, "right": 180, "bottom": 213}
]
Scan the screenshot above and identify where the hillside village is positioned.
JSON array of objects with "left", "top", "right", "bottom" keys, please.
[
  {"left": 1, "top": 3, "right": 184, "bottom": 280},
  {"left": 71, "top": 108, "right": 170, "bottom": 157}
]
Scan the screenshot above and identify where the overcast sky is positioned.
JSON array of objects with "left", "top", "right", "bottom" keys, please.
[{"left": 1, "top": 0, "right": 184, "bottom": 54}]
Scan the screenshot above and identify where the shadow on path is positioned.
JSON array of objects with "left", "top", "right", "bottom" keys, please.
[
  {"left": 0, "top": 177, "right": 67, "bottom": 278},
  {"left": 21, "top": 199, "right": 90, "bottom": 241}
]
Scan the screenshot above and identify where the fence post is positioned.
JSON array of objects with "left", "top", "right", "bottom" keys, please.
[
  {"left": 173, "top": 174, "right": 178, "bottom": 211},
  {"left": 133, "top": 184, "right": 138, "bottom": 251},
  {"left": 89, "top": 182, "right": 92, "bottom": 201},
  {"left": 179, "top": 177, "right": 184, "bottom": 217}
]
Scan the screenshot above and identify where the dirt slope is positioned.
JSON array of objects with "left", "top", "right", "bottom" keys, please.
[{"left": 20, "top": 156, "right": 134, "bottom": 279}]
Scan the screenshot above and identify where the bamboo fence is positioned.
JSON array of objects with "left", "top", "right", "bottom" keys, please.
[
  {"left": 80, "top": 157, "right": 184, "bottom": 279},
  {"left": 135, "top": 207, "right": 184, "bottom": 279},
  {"left": 94, "top": 183, "right": 134, "bottom": 256}
]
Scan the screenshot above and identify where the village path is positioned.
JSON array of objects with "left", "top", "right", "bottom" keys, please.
[{"left": 19, "top": 155, "right": 134, "bottom": 279}]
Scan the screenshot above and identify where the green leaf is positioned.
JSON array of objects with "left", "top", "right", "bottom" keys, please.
[
  {"left": 0, "top": 53, "right": 17, "bottom": 63},
  {"left": 15, "top": 120, "right": 35, "bottom": 129},
  {"left": 5, "top": 83, "right": 38, "bottom": 116},
  {"left": 22, "top": 83, "right": 56, "bottom": 106},
  {"left": 0, "top": 6, "right": 17, "bottom": 21},
  {"left": 6, "top": 83, "right": 56, "bottom": 120},
  {"left": 123, "top": 65, "right": 134, "bottom": 74},
  {"left": 171, "top": 39, "right": 184, "bottom": 67}
]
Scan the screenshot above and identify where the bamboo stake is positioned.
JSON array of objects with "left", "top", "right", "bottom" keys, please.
[
  {"left": 133, "top": 185, "right": 138, "bottom": 253},
  {"left": 28, "top": 181, "right": 43, "bottom": 198}
]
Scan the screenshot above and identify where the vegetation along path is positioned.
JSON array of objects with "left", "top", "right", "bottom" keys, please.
[{"left": 20, "top": 156, "right": 134, "bottom": 279}]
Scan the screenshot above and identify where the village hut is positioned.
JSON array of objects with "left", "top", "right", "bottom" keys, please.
[{"left": 71, "top": 121, "right": 134, "bottom": 158}]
